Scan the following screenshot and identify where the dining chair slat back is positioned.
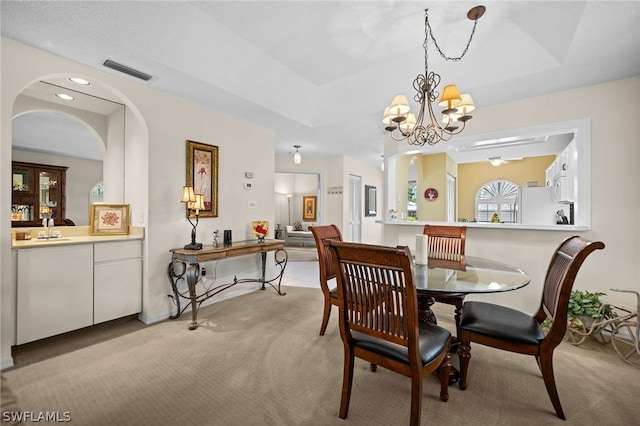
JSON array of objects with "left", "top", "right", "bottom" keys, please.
[
  {"left": 327, "top": 241, "right": 452, "bottom": 426},
  {"left": 422, "top": 225, "right": 466, "bottom": 262}
]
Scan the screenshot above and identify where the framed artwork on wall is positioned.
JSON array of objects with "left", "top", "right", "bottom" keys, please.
[
  {"left": 186, "top": 140, "right": 218, "bottom": 217},
  {"left": 302, "top": 196, "right": 317, "bottom": 221},
  {"left": 90, "top": 204, "right": 130, "bottom": 235},
  {"left": 364, "top": 185, "right": 377, "bottom": 217}
]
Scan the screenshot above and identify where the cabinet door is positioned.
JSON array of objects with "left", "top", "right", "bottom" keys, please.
[
  {"left": 12, "top": 166, "right": 35, "bottom": 222},
  {"left": 17, "top": 245, "right": 94, "bottom": 344},
  {"left": 94, "top": 258, "right": 142, "bottom": 324},
  {"left": 94, "top": 241, "right": 142, "bottom": 324},
  {"left": 38, "top": 169, "right": 62, "bottom": 222}
]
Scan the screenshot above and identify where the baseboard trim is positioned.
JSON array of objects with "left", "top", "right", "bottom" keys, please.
[{"left": 1, "top": 357, "right": 15, "bottom": 370}]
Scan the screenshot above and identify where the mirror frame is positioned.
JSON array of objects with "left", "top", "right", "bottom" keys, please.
[{"left": 365, "top": 185, "right": 377, "bottom": 217}]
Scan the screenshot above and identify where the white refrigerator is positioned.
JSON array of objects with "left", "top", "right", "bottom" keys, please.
[{"left": 517, "top": 186, "right": 568, "bottom": 225}]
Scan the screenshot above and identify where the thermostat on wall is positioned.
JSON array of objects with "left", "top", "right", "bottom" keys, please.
[{"left": 244, "top": 172, "right": 254, "bottom": 179}]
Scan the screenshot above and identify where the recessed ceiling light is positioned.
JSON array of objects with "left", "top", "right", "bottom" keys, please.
[
  {"left": 55, "top": 93, "right": 75, "bottom": 101},
  {"left": 68, "top": 77, "right": 90, "bottom": 85}
]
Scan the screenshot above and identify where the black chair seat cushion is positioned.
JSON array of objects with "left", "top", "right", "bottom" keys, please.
[
  {"left": 459, "top": 301, "right": 545, "bottom": 345},
  {"left": 351, "top": 323, "right": 451, "bottom": 366}
]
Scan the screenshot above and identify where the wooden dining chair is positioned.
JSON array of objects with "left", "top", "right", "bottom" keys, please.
[
  {"left": 422, "top": 224, "right": 466, "bottom": 262},
  {"left": 309, "top": 225, "right": 342, "bottom": 335},
  {"left": 422, "top": 225, "right": 467, "bottom": 326},
  {"left": 457, "top": 236, "right": 605, "bottom": 419},
  {"left": 327, "top": 241, "right": 452, "bottom": 426}
]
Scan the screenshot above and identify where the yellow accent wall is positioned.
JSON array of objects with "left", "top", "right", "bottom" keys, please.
[
  {"left": 417, "top": 153, "right": 448, "bottom": 221},
  {"left": 457, "top": 155, "right": 555, "bottom": 221}
]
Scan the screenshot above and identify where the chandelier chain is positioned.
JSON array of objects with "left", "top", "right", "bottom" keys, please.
[{"left": 425, "top": 9, "right": 480, "bottom": 63}]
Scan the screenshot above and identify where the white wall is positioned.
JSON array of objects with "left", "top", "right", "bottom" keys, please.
[
  {"left": 275, "top": 154, "right": 384, "bottom": 244},
  {"left": 384, "top": 77, "right": 640, "bottom": 313},
  {"left": 274, "top": 172, "right": 319, "bottom": 227},
  {"left": 1, "top": 38, "right": 276, "bottom": 368}
]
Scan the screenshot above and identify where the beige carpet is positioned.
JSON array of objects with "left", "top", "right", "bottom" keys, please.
[{"left": 1, "top": 287, "right": 637, "bottom": 425}]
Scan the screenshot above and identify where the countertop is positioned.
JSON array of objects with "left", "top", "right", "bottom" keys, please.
[
  {"left": 375, "top": 220, "right": 589, "bottom": 232},
  {"left": 11, "top": 226, "right": 144, "bottom": 249}
]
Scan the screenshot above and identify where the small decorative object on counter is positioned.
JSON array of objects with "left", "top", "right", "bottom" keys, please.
[
  {"left": 490, "top": 213, "right": 500, "bottom": 223},
  {"left": 223, "top": 229, "right": 232, "bottom": 246},
  {"left": 556, "top": 209, "right": 569, "bottom": 224},
  {"left": 212, "top": 229, "right": 220, "bottom": 248},
  {"left": 388, "top": 209, "right": 398, "bottom": 220},
  {"left": 252, "top": 221, "right": 269, "bottom": 243}
]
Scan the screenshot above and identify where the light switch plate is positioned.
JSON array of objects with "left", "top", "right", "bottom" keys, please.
[{"left": 243, "top": 182, "right": 252, "bottom": 190}]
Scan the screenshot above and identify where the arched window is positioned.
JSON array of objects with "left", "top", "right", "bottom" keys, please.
[{"left": 475, "top": 180, "right": 518, "bottom": 223}]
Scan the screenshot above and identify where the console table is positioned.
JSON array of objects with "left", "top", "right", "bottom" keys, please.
[{"left": 168, "top": 240, "right": 287, "bottom": 330}]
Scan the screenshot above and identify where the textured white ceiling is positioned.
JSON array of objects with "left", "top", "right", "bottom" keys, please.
[{"left": 3, "top": 1, "right": 639, "bottom": 166}]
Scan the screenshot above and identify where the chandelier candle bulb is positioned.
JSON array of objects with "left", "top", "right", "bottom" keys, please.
[{"left": 415, "top": 234, "right": 429, "bottom": 265}]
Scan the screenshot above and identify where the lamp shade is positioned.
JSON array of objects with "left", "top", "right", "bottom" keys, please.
[
  {"left": 191, "top": 194, "right": 205, "bottom": 211},
  {"left": 382, "top": 106, "right": 394, "bottom": 125},
  {"left": 293, "top": 151, "right": 301, "bottom": 164},
  {"left": 400, "top": 112, "right": 417, "bottom": 133},
  {"left": 438, "top": 84, "right": 462, "bottom": 108},
  {"left": 181, "top": 186, "right": 196, "bottom": 203},
  {"left": 389, "top": 94, "right": 411, "bottom": 116},
  {"left": 453, "top": 93, "right": 475, "bottom": 115}
]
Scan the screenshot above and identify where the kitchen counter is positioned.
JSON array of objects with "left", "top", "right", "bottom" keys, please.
[
  {"left": 375, "top": 220, "right": 588, "bottom": 232},
  {"left": 11, "top": 226, "right": 144, "bottom": 249}
]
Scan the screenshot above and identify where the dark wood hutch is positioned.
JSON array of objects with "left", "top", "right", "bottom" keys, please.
[{"left": 11, "top": 161, "right": 68, "bottom": 228}]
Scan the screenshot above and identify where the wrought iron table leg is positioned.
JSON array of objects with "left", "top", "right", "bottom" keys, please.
[
  {"left": 260, "top": 252, "right": 267, "bottom": 290},
  {"left": 167, "top": 260, "right": 185, "bottom": 320},
  {"left": 185, "top": 262, "right": 200, "bottom": 330}
]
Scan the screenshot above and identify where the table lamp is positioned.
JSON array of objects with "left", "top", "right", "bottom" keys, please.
[{"left": 181, "top": 186, "right": 204, "bottom": 250}]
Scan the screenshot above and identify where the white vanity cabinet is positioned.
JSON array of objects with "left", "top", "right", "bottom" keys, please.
[
  {"left": 14, "top": 234, "right": 143, "bottom": 345},
  {"left": 17, "top": 244, "right": 94, "bottom": 345},
  {"left": 93, "top": 241, "right": 142, "bottom": 324}
]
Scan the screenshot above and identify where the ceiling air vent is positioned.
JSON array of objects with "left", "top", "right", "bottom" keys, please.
[{"left": 103, "top": 59, "right": 152, "bottom": 81}]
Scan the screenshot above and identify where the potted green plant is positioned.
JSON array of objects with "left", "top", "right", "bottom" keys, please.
[
  {"left": 542, "top": 290, "right": 614, "bottom": 331},
  {"left": 567, "top": 290, "right": 613, "bottom": 328}
]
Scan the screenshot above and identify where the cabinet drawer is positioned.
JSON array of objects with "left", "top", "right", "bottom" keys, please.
[{"left": 94, "top": 240, "right": 141, "bottom": 262}]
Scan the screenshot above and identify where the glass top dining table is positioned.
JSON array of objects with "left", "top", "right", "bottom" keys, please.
[
  {"left": 413, "top": 255, "right": 530, "bottom": 295},
  {"left": 413, "top": 256, "right": 530, "bottom": 385},
  {"left": 411, "top": 255, "right": 530, "bottom": 327}
]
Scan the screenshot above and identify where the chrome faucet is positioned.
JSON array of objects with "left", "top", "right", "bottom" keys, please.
[{"left": 42, "top": 213, "right": 54, "bottom": 238}]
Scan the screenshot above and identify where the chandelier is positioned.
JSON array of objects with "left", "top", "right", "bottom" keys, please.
[{"left": 383, "top": 5, "right": 485, "bottom": 146}]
